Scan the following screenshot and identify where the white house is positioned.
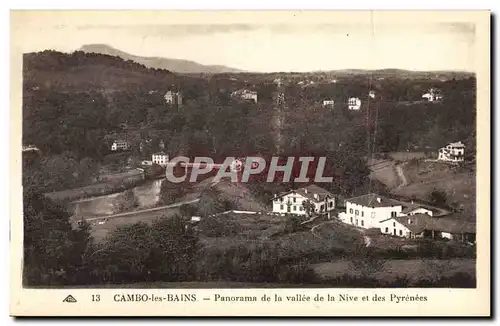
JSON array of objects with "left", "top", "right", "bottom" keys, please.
[
  {"left": 272, "top": 185, "right": 335, "bottom": 217},
  {"left": 369, "top": 91, "right": 376, "bottom": 99},
  {"left": 348, "top": 97, "right": 362, "bottom": 110},
  {"left": 152, "top": 152, "right": 169, "bottom": 166},
  {"left": 437, "top": 141, "right": 465, "bottom": 163},
  {"left": 164, "top": 90, "right": 183, "bottom": 106},
  {"left": 422, "top": 88, "right": 443, "bottom": 102},
  {"left": 232, "top": 89, "right": 258, "bottom": 103},
  {"left": 111, "top": 140, "right": 130, "bottom": 151},
  {"left": 378, "top": 214, "right": 475, "bottom": 242},
  {"left": 339, "top": 193, "right": 405, "bottom": 228},
  {"left": 322, "top": 100, "right": 335, "bottom": 107}
]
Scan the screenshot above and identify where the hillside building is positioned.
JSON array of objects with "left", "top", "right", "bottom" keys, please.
[
  {"left": 231, "top": 89, "right": 258, "bottom": 103},
  {"left": 337, "top": 193, "right": 473, "bottom": 241},
  {"left": 437, "top": 141, "right": 465, "bottom": 163},
  {"left": 152, "top": 152, "right": 169, "bottom": 166},
  {"left": 164, "top": 90, "right": 183, "bottom": 106},
  {"left": 272, "top": 185, "right": 336, "bottom": 217},
  {"left": 348, "top": 97, "right": 362, "bottom": 110},
  {"left": 111, "top": 140, "right": 130, "bottom": 151},
  {"left": 322, "top": 100, "right": 335, "bottom": 107},
  {"left": 422, "top": 88, "right": 443, "bottom": 102}
]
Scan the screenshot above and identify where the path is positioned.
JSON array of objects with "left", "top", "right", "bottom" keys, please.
[
  {"left": 80, "top": 198, "right": 200, "bottom": 222},
  {"left": 395, "top": 164, "right": 408, "bottom": 188}
]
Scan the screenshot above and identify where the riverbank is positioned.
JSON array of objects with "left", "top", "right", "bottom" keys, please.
[{"left": 45, "top": 177, "right": 148, "bottom": 203}]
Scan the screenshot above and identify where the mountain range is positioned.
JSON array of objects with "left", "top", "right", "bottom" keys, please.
[{"left": 78, "top": 44, "right": 244, "bottom": 74}]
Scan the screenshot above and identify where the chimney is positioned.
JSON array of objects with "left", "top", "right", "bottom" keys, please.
[
  {"left": 274, "top": 194, "right": 277, "bottom": 198},
  {"left": 376, "top": 197, "right": 381, "bottom": 203}
]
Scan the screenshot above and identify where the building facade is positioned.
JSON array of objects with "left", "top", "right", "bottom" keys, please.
[
  {"left": 152, "top": 152, "right": 169, "bottom": 166},
  {"left": 164, "top": 91, "right": 183, "bottom": 106},
  {"left": 348, "top": 97, "right": 362, "bottom": 110},
  {"left": 422, "top": 88, "right": 443, "bottom": 102},
  {"left": 339, "top": 194, "right": 404, "bottom": 228},
  {"left": 272, "top": 185, "right": 335, "bottom": 216},
  {"left": 111, "top": 140, "right": 130, "bottom": 151},
  {"left": 322, "top": 100, "right": 335, "bottom": 107},
  {"left": 231, "top": 89, "right": 258, "bottom": 103},
  {"left": 437, "top": 141, "right": 465, "bottom": 163}
]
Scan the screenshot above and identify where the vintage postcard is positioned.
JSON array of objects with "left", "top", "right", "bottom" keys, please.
[{"left": 10, "top": 10, "right": 491, "bottom": 317}]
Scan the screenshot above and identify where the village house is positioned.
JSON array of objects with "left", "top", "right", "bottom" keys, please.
[
  {"left": 348, "top": 97, "right": 362, "bottom": 110},
  {"left": 437, "top": 141, "right": 465, "bottom": 163},
  {"left": 322, "top": 100, "right": 335, "bottom": 107},
  {"left": 152, "top": 152, "right": 169, "bottom": 166},
  {"left": 378, "top": 214, "right": 475, "bottom": 242},
  {"left": 272, "top": 185, "right": 335, "bottom": 217},
  {"left": 337, "top": 193, "right": 475, "bottom": 242},
  {"left": 422, "top": 88, "right": 443, "bottom": 102},
  {"left": 164, "top": 90, "right": 183, "bottom": 106},
  {"left": 110, "top": 140, "right": 131, "bottom": 151},
  {"left": 339, "top": 193, "right": 448, "bottom": 229},
  {"left": 369, "top": 90, "right": 376, "bottom": 99},
  {"left": 231, "top": 89, "right": 258, "bottom": 103}
]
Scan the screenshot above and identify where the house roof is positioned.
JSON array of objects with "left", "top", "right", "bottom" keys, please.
[
  {"left": 447, "top": 141, "right": 465, "bottom": 148},
  {"left": 152, "top": 151, "right": 167, "bottom": 156},
  {"left": 273, "top": 184, "right": 334, "bottom": 203},
  {"left": 402, "top": 204, "right": 449, "bottom": 217},
  {"left": 346, "top": 193, "right": 407, "bottom": 208},
  {"left": 392, "top": 214, "right": 475, "bottom": 234},
  {"left": 346, "top": 193, "right": 449, "bottom": 216}
]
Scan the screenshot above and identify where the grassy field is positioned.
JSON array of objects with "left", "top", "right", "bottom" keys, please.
[
  {"left": 197, "top": 212, "right": 364, "bottom": 262},
  {"left": 312, "top": 258, "right": 476, "bottom": 286},
  {"left": 393, "top": 160, "right": 476, "bottom": 215},
  {"left": 89, "top": 207, "right": 181, "bottom": 241}
]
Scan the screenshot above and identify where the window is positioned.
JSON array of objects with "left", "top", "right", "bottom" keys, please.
[
  {"left": 393, "top": 222, "right": 396, "bottom": 227},
  {"left": 399, "top": 230, "right": 403, "bottom": 236},
  {"left": 361, "top": 211, "right": 364, "bottom": 217},
  {"left": 329, "top": 202, "right": 333, "bottom": 207},
  {"left": 349, "top": 208, "right": 353, "bottom": 214},
  {"left": 280, "top": 205, "right": 284, "bottom": 210},
  {"left": 356, "top": 219, "right": 358, "bottom": 226},
  {"left": 371, "top": 212, "right": 376, "bottom": 218},
  {"left": 385, "top": 227, "right": 388, "bottom": 233},
  {"left": 350, "top": 217, "right": 353, "bottom": 223},
  {"left": 355, "top": 210, "right": 359, "bottom": 216},
  {"left": 361, "top": 220, "right": 364, "bottom": 227},
  {"left": 391, "top": 211, "right": 397, "bottom": 218},
  {"left": 293, "top": 206, "right": 296, "bottom": 211},
  {"left": 280, "top": 198, "right": 283, "bottom": 202},
  {"left": 293, "top": 197, "right": 296, "bottom": 203},
  {"left": 320, "top": 205, "right": 324, "bottom": 211},
  {"left": 300, "top": 206, "right": 303, "bottom": 211}
]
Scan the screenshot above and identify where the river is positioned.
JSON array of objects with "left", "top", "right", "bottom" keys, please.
[{"left": 69, "top": 179, "right": 164, "bottom": 217}]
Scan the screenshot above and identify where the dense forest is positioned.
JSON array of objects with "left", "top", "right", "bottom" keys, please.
[{"left": 22, "top": 51, "right": 477, "bottom": 287}]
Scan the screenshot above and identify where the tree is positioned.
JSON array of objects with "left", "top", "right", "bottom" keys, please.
[
  {"left": 23, "top": 186, "right": 92, "bottom": 286},
  {"left": 428, "top": 189, "right": 448, "bottom": 207},
  {"left": 158, "top": 179, "right": 192, "bottom": 206},
  {"left": 302, "top": 200, "right": 315, "bottom": 217}
]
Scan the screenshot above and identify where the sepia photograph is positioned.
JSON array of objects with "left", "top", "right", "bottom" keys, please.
[{"left": 10, "top": 10, "right": 491, "bottom": 317}]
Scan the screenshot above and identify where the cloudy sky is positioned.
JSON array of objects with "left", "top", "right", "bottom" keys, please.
[{"left": 13, "top": 12, "right": 476, "bottom": 72}]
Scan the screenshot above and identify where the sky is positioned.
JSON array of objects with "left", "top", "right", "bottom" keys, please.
[{"left": 13, "top": 12, "right": 476, "bottom": 72}]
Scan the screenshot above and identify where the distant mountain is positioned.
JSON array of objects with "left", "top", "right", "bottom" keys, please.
[
  {"left": 23, "top": 50, "right": 202, "bottom": 92},
  {"left": 79, "top": 44, "right": 244, "bottom": 74}
]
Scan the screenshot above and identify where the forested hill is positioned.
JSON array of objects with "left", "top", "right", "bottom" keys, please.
[{"left": 23, "top": 50, "right": 196, "bottom": 92}]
